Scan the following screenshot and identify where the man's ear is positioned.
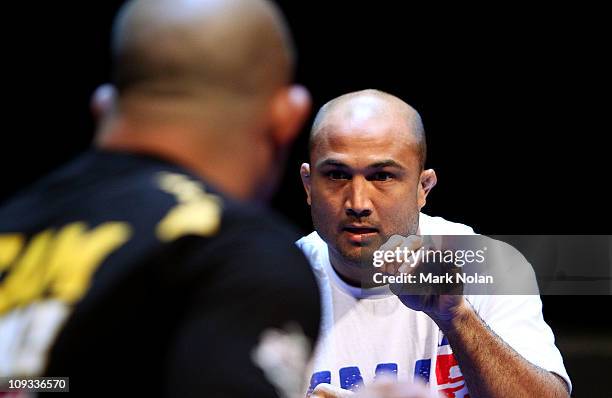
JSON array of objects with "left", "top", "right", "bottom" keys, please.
[
  {"left": 90, "top": 84, "right": 117, "bottom": 122},
  {"left": 269, "top": 85, "right": 312, "bottom": 147},
  {"left": 300, "top": 163, "right": 312, "bottom": 206},
  {"left": 417, "top": 169, "right": 437, "bottom": 210}
]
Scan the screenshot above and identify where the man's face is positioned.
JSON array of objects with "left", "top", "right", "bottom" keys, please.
[{"left": 302, "top": 105, "right": 432, "bottom": 270}]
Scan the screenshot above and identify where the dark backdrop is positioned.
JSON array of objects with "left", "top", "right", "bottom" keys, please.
[{"left": 2, "top": 1, "right": 610, "bottom": 395}]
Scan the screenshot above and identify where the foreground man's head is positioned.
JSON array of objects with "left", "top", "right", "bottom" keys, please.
[{"left": 93, "top": 0, "right": 311, "bottom": 201}]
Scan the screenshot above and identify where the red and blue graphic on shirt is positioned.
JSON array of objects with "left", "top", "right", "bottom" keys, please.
[
  {"left": 434, "top": 334, "right": 470, "bottom": 397},
  {"left": 307, "top": 334, "right": 469, "bottom": 397}
]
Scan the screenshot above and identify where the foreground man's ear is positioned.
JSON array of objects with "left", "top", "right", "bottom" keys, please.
[
  {"left": 269, "top": 84, "right": 312, "bottom": 147},
  {"left": 417, "top": 168, "right": 437, "bottom": 209},
  {"left": 90, "top": 84, "right": 118, "bottom": 122},
  {"left": 300, "top": 163, "right": 312, "bottom": 206}
]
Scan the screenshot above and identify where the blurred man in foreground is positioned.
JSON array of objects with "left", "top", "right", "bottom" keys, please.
[{"left": 0, "top": 0, "right": 320, "bottom": 396}]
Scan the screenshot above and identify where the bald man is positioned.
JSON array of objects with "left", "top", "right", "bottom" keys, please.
[
  {"left": 0, "top": 0, "right": 320, "bottom": 396},
  {"left": 297, "top": 90, "right": 571, "bottom": 397}
]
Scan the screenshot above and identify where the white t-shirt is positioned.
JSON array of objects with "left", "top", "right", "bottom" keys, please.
[{"left": 296, "top": 213, "right": 571, "bottom": 397}]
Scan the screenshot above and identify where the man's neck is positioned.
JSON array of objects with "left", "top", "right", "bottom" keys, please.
[
  {"left": 95, "top": 121, "right": 258, "bottom": 201},
  {"left": 327, "top": 249, "right": 380, "bottom": 289}
]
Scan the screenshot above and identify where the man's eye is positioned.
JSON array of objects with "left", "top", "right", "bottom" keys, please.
[
  {"left": 369, "top": 172, "right": 393, "bottom": 181},
  {"left": 326, "top": 170, "right": 351, "bottom": 180}
]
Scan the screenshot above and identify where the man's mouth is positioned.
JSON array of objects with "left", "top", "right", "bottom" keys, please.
[{"left": 342, "top": 225, "right": 379, "bottom": 243}]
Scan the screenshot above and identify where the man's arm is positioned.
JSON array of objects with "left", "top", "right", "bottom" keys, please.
[
  {"left": 392, "top": 235, "right": 570, "bottom": 398},
  {"left": 432, "top": 299, "right": 569, "bottom": 398}
]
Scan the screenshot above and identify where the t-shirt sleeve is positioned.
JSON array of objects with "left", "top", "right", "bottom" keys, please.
[
  {"left": 470, "top": 294, "right": 572, "bottom": 393},
  {"left": 163, "top": 227, "right": 321, "bottom": 397}
]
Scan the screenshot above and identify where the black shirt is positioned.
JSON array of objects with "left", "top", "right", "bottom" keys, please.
[{"left": 0, "top": 150, "right": 320, "bottom": 397}]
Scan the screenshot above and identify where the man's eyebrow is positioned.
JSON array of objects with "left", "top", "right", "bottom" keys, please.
[
  {"left": 315, "top": 158, "right": 348, "bottom": 168},
  {"left": 367, "top": 159, "right": 405, "bottom": 169}
]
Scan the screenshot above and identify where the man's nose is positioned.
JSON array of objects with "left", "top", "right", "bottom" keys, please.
[{"left": 345, "top": 177, "right": 372, "bottom": 218}]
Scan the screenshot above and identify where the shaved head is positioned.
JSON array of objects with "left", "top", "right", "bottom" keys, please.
[
  {"left": 96, "top": 0, "right": 313, "bottom": 202},
  {"left": 112, "top": 0, "right": 294, "bottom": 99},
  {"left": 310, "top": 89, "right": 427, "bottom": 169}
]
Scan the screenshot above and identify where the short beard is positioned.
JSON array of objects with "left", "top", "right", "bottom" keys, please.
[{"left": 338, "top": 246, "right": 376, "bottom": 269}]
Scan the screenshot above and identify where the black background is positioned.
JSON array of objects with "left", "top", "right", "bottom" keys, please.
[{"left": 2, "top": 1, "right": 610, "bottom": 395}]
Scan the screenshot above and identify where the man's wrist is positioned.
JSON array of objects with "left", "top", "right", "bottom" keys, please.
[{"left": 428, "top": 297, "right": 474, "bottom": 334}]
